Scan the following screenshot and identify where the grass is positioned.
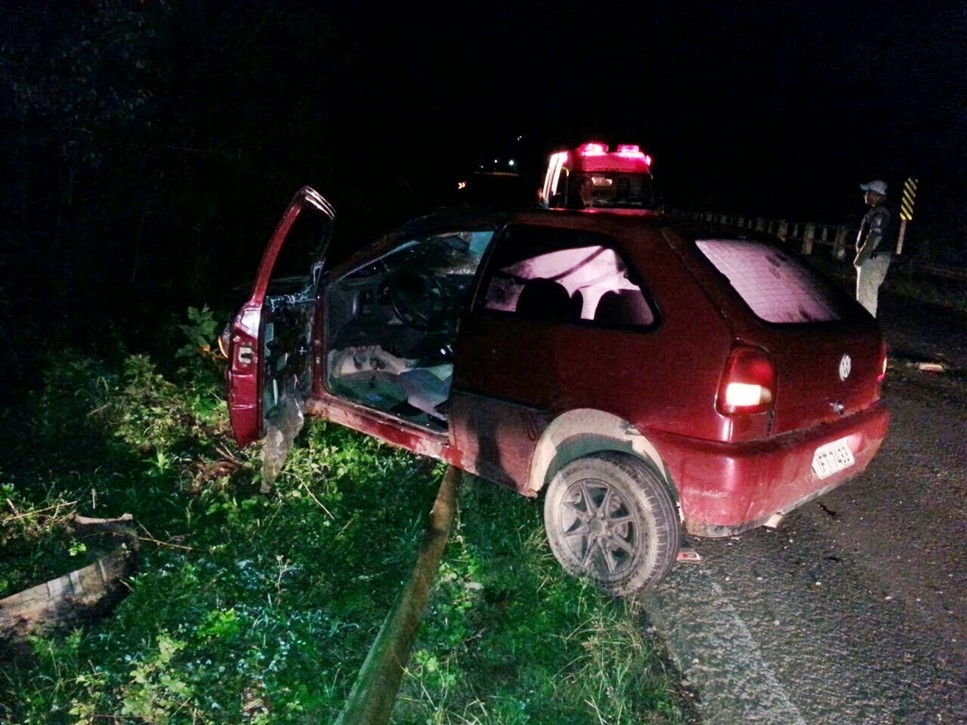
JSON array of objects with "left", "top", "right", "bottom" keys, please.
[
  {"left": 395, "top": 483, "right": 691, "bottom": 725},
  {"left": 0, "top": 308, "right": 692, "bottom": 724}
]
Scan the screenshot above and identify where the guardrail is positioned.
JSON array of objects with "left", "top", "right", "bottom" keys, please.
[
  {"left": 669, "top": 208, "right": 853, "bottom": 259},
  {"left": 668, "top": 209, "right": 967, "bottom": 282}
]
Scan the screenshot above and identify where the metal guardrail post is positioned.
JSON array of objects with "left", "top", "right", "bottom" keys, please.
[
  {"left": 802, "top": 223, "right": 815, "bottom": 255},
  {"left": 834, "top": 226, "right": 850, "bottom": 260},
  {"left": 334, "top": 465, "right": 461, "bottom": 725},
  {"left": 670, "top": 207, "right": 965, "bottom": 280}
]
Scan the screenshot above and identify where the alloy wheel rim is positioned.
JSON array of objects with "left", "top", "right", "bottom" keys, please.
[{"left": 560, "top": 478, "right": 639, "bottom": 579}]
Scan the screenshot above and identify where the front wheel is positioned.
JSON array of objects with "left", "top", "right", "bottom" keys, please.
[{"left": 543, "top": 452, "right": 680, "bottom": 596}]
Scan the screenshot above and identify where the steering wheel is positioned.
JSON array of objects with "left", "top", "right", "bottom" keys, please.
[{"left": 384, "top": 268, "right": 451, "bottom": 330}]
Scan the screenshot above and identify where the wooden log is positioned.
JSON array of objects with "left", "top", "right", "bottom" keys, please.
[
  {"left": 74, "top": 513, "right": 134, "bottom": 527},
  {"left": 0, "top": 546, "right": 137, "bottom": 642},
  {"left": 334, "top": 465, "right": 461, "bottom": 725},
  {"left": 72, "top": 512, "right": 139, "bottom": 549}
]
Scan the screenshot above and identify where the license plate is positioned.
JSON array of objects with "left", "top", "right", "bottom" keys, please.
[{"left": 811, "top": 437, "right": 855, "bottom": 479}]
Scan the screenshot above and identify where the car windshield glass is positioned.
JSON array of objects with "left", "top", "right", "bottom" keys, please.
[
  {"left": 696, "top": 239, "right": 852, "bottom": 324},
  {"left": 572, "top": 172, "right": 656, "bottom": 209}
]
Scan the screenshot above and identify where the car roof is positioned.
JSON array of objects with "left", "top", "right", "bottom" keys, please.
[
  {"left": 395, "top": 206, "right": 786, "bottom": 254},
  {"left": 396, "top": 206, "right": 516, "bottom": 235}
]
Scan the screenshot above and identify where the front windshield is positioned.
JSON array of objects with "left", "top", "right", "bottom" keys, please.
[{"left": 388, "top": 231, "right": 490, "bottom": 275}]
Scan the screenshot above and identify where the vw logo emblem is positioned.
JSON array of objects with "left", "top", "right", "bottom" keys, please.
[{"left": 839, "top": 354, "right": 852, "bottom": 381}]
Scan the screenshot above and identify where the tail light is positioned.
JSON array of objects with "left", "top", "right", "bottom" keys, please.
[{"left": 717, "top": 346, "right": 776, "bottom": 415}]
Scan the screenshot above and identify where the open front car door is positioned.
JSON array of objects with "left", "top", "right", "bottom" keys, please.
[{"left": 226, "top": 186, "right": 335, "bottom": 448}]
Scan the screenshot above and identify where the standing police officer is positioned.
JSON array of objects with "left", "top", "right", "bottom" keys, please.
[{"left": 854, "top": 180, "right": 892, "bottom": 317}]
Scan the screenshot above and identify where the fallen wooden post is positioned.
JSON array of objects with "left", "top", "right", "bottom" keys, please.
[
  {"left": 0, "top": 512, "right": 138, "bottom": 644},
  {"left": 0, "top": 545, "right": 137, "bottom": 642},
  {"left": 334, "top": 465, "right": 461, "bottom": 725}
]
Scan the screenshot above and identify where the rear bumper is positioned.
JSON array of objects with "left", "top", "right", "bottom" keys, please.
[{"left": 651, "top": 402, "right": 890, "bottom": 537}]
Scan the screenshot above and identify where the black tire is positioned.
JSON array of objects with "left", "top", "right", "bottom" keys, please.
[{"left": 543, "top": 452, "right": 680, "bottom": 596}]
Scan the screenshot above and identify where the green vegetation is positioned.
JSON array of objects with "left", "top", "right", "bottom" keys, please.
[{"left": 0, "top": 308, "right": 691, "bottom": 724}]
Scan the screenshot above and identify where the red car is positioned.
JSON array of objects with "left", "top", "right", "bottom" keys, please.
[{"left": 226, "top": 186, "right": 889, "bottom": 595}]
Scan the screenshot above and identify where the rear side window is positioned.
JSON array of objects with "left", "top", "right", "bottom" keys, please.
[
  {"left": 696, "top": 239, "right": 852, "bottom": 324},
  {"left": 476, "top": 225, "right": 656, "bottom": 327}
]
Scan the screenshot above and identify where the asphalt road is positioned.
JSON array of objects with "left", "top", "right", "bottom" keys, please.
[{"left": 641, "top": 293, "right": 967, "bottom": 724}]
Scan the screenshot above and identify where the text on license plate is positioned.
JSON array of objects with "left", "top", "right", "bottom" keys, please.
[{"left": 811, "top": 437, "right": 855, "bottom": 479}]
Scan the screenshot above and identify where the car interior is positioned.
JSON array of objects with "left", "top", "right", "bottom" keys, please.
[
  {"left": 324, "top": 230, "right": 492, "bottom": 429},
  {"left": 323, "top": 227, "right": 657, "bottom": 430},
  {"left": 478, "top": 242, "right": 655, "bottom": 327}
]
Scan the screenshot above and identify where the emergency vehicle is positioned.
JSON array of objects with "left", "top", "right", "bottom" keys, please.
[{"left": 538, "top": 141, "right": 659, "bottom": 213}]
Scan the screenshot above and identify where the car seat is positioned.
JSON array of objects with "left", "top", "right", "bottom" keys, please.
[
  {"left": 593, "top": 289, "right": 654, "bottom": 326},
  {"left": 516, "top": 278, "right": 581, "bottom": 322}
]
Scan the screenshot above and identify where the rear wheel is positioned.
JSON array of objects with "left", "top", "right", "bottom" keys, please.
[{"left": 543, "top": 452, "right": 679, "bottom": 596}]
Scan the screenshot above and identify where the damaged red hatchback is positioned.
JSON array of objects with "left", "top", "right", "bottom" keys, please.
[{"left": 226, "top": 186, "right": 889, "bottom": 595}]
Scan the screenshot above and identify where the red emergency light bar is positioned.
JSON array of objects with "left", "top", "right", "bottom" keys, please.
[
  {"left": 569, "top": 141, "right": 652, "bottom": 173},
  {"left": 577, "top": 142, "right": 608, "bottom": 156},
  {"left": 615, "top": 144, "right": 652, "bottom": 165}
]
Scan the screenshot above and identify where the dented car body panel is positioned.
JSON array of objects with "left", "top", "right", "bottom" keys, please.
[
  {"left": 227, "top": 187, "right": 889, "bottom": 544},
  {"left": 649, "top": 402, "right": 889, "bottom": 536}
]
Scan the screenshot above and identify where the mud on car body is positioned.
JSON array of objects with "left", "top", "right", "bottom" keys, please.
[{"left": 225, "top": 186, "right": 889, "bottom": 596}]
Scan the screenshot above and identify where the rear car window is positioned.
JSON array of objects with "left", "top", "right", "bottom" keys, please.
[{"left": 695, "top": 239, "right": 852, "bottom": 324}]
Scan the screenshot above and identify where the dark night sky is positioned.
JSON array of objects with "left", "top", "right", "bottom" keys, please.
[
  {"left": 1, "top": 0, "right": 964, "bottom": 392},
  {"left": 329, "top": 1, "right": 966, "bottom": 229},
  {"left": 3, "top": 1, "right": 965, "bottom": 252}
]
